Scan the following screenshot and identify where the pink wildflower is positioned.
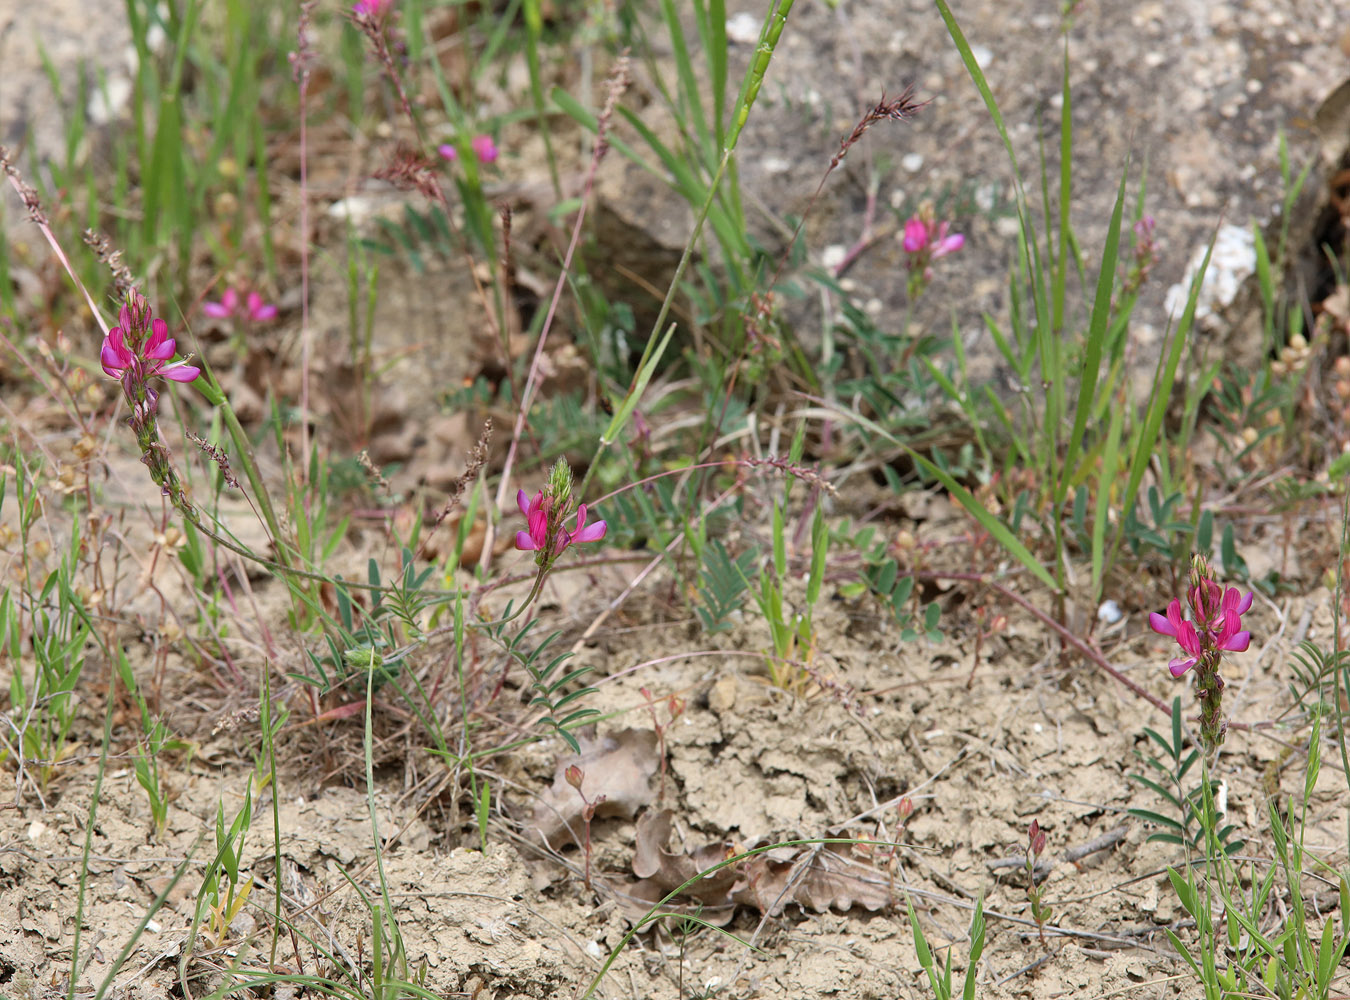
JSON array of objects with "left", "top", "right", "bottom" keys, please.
[
  {"left": 515, "top": 489, "right": 552, "bottom": 552},
  {"left": 471, "top": 134, "right": 498, "bottom": 164},
  {"left": 902, "top": 208, "right": 964, "bottom": 298},
  {"left": 203, "top": 286, "right": 278, "bottom": 323},
  {"left": 245, "top": 291, "right": 278, "bottom": 322},
  {"left": 438, "top": 136, "right": 499, "bottom": 165},
  {"left": 1149, "top": 555, "right": 1252, "bottom": 754},
  {"left": 902, "top": 216, "right": 964, "bottom": 259},
  {"left": 100, "top": 309, "right": 200, "bottom": 384},
  {"left": 1149, "top": 587, "right": 1252, "bottom": 677},
  {"left": 202, "top": 287, "right": 238, "bottom": 319},
  {"left": 514, "top": 488, "right": 606, "bottom": 556}
]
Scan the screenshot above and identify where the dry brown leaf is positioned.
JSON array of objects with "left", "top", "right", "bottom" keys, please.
[
  {"left": 625, "top": 810, "right": 895, "bottom": 924},
  {"left": 529, "top": 728, "right": 658, "bottom": 848}
]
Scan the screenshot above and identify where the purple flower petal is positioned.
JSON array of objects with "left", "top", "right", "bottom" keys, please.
[
  {"left": 162, "top": 363, "right": 201, "bottom": 383},
  {"left": 570, "top": 504, "right": 606, "bottom": 545},
  {"left": 246, "top": 292, "right": 278, "bottom": 321},
  {"left": 902, "top": 218, "right": 928, "bottom": 253},
  {"left": 100, "top": 329, "right": 132, "bottom": 377},
  {"left": 1148, "top": 609, "right": 1176, "bottom": 637},
  {"left": 1168, "top": 657, "right": 1197, "bottom": 677}
]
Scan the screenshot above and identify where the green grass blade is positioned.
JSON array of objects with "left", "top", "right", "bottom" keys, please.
[{"left": 1064, "top": 163, "right": 1128, "bottom": 506}]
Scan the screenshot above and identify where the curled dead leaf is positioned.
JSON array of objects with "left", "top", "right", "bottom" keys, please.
[
  {"left": 625, "top": 809, "right": 896, "bottom": 925},
  {"left": 529, "top": 728, "right": 659, "bottom": 848}
]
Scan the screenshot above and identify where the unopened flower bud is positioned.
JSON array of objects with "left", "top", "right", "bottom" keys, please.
[
  {"left": 121, "top": 290, "right": 153, "bottom": 340},
  {"left": 548, "top": 458, "right": 574, "bottom": 506},
  {"left": 564, "top": 764, "right": 584, "bottom": 790}
]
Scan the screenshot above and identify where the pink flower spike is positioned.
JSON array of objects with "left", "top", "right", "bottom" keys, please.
[
  {"left": 100, "top": 311, "right": 199, "bottom": 386},
  {"left": 471, "top": 134, "right": 498, "bottom": 164},
  {"left": 437, "top": 143, "right": 458, "bottom": 161},
  {"left": 568, "top": 504, "right": 607, "bottom": 546},
  {"left": 246, "top": 292, "right": 278, "bottom": 322}
]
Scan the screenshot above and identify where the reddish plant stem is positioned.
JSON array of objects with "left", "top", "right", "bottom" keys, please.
[
  {"left": 917, "top": 569, "right": 1277, "bottom": 736},
  {"left": 917, "top": 570, "right": 1169, "bottom": 713}
]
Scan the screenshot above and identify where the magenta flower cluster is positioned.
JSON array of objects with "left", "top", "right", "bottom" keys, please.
[
  {"left": 901, "top": 209, "right": 964, "bottom": 297},
  {"left": 101, "top": 296, "right": 200, "bottom": 386},
  {"left": 438, "top": 135, "right": 499, "bottom": 165},
  {"left": 1148, "top": 555, "right": 1253, "bottom": 754},
  {"left": 1149, "top": 581, "right": 1252, "bottom": 678},
  {"left": 203, "top": 287, "right": 278, "bottom": 323},
  {"left": 515, "top": 489, "right": 606, "bottom": 556},
  {"left": 99, "top": 290, "right": 199, "bottom": 514},
  {"left": 902, "top": 216, "right": 964, "bottom": 260}
]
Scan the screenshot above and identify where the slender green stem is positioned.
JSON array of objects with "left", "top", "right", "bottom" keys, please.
[{"left": 575, "top": 0, "right": 795, "bottom": 504}]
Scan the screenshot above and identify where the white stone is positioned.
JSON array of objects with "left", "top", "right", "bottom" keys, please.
[
  {"left": 1164, "top": 222, "right": 1257, "bottom": 321},
  {"left": 725, "top": 12, "right": 761, "bottom": 46},
  {"left": 88, "top": 74, "right": 133, "bottom": 125},
  {"left": 821, "top": 244, "right": 848, "bottom": 269}
]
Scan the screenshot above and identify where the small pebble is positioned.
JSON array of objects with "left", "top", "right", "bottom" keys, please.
[{"left": 725, "top": 12, "right": 760, "bottom": 45}]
